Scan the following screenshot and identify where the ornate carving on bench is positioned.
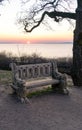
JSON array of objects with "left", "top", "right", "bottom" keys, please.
[
  {"left": 52, "top": 62, "right": 68, "bottom": 94},
  {"left": 10, "top": 62, "right": 69, "bottom": 102}
]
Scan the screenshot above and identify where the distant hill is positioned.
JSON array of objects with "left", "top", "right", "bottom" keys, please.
[
  {"left": 0, "top": 41, "right": 73, "bottom": 44},
  {"left": 33, "top": 41, "right": 73, "bottom": 44}
]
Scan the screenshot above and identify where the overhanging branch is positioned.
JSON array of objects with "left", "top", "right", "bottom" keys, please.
[
  {"left": 24, "top": 11, "right": 47, "bottom": 32},
  {"left": 48, "top": 11, "right": 76, "bottom": 20},
  {"left": 24, "top": 11, "right": 76, "bottom": 32}
]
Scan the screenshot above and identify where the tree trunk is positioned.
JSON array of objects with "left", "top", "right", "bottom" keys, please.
[{"left": 72, "top": 0, "right": 82, "bottom": 86}]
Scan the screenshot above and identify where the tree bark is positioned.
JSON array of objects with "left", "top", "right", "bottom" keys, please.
[{"left": 72, "top": 0, "right": 82, "bottom": 86}]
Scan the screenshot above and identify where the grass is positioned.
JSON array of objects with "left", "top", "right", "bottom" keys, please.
[
  {"left": 27, "top": 87, "right": 52, "bottom": 98},
  {"left": 0, "top": 70, "right": 12, "bottom": 85}
]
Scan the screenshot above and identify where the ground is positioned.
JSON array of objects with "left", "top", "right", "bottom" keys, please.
[{"left": 0, "top": 70, "right": 82, "bottom": 130}]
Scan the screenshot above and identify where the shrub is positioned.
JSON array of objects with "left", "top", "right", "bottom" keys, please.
[{"left": 0, "top": 51, "right": 72, "bottom": 75}]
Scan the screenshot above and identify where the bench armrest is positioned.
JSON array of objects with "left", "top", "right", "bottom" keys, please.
[
  {"left": 14, "top": 73, "right": 25, "bottom": 86},
  {"left": 16, "top": 78, "right": 25, "bottom": 84}
]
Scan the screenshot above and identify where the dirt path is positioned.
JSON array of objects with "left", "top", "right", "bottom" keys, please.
[{"left": 0, "top": 84, "right": 82, "bottom": 130}]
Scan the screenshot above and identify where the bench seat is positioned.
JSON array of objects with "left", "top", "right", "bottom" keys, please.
[{"left": 24, "top": 77, "right": 59, "bottom": 89}]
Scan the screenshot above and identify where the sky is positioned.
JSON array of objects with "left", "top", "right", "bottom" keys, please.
[{"left": 0, "top": 0, "right": 77, "bottom": 44}]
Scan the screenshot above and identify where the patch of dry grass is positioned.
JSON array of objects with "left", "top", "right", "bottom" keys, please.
[{"left": 0, "top": 70, "right": 12, "bottom": 85}]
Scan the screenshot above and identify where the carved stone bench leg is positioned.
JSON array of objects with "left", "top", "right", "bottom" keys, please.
[
  {"left": 59, "top": 79, "right": 69, "bottom": 95},
  {"left": 11, "top": 84, "right": 18, "bottom": 95},
  {"left": 16, "top": 87, "right": 30, "bottom": 103},
  {"left": 11, "top": 84, "right": 30, "bottom": 103},
  {"left": 52, "top": 82, "right": 69, "bottom": 95}
]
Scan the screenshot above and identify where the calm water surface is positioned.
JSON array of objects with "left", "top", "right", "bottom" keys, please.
[{"left": 0, "top": 43, "right": 73, "bottom": 58}]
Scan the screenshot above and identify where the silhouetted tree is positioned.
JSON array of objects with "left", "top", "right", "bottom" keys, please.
[{"left": 19, "top": 0, "right": 82, "bottom": 86}]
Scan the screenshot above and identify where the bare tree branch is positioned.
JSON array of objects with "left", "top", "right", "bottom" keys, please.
[
  {"left": 18, "top": 0, "right": 76, "bottom": 32},
  {"left": 47, "top": 11, "right": 76, "bottom": 19},
  {"left": 24, "top": 11, "right": 76, "bottom": 32}
]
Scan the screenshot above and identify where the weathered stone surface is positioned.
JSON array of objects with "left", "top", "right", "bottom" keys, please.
[{"left": 10, "top": 62, "right": 68, "bottom": 101}]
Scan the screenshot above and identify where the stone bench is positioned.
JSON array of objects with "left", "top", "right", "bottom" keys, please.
[{"left": 10, "top": 62, "right": 69, "bottom": 102}]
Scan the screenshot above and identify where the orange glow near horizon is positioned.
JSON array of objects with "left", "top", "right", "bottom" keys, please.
[
  {"left": 28, "top": 31, "right": 73, "bottom": 43},
  {"left": 0, "top": 0, "right": 75, "bottom": 46},
  {"left": 0, "top": 34, "right": 28, "bottom": 43},
  {"left": 0, "top": 30, "right": 73, "bottom": 44}
]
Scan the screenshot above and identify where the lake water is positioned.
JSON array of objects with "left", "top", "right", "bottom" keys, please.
[{"left": 0, "top": 43, "right": 73, "bottom": 58}]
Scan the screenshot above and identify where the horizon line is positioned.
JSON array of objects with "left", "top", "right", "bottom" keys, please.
[{"left": 0, "top": 41, "right": 73, "bottom": 44}]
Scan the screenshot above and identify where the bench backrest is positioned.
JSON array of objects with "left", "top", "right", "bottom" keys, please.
[{"left": 10, "top": 62, "right": 58, "bottom": 80}]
